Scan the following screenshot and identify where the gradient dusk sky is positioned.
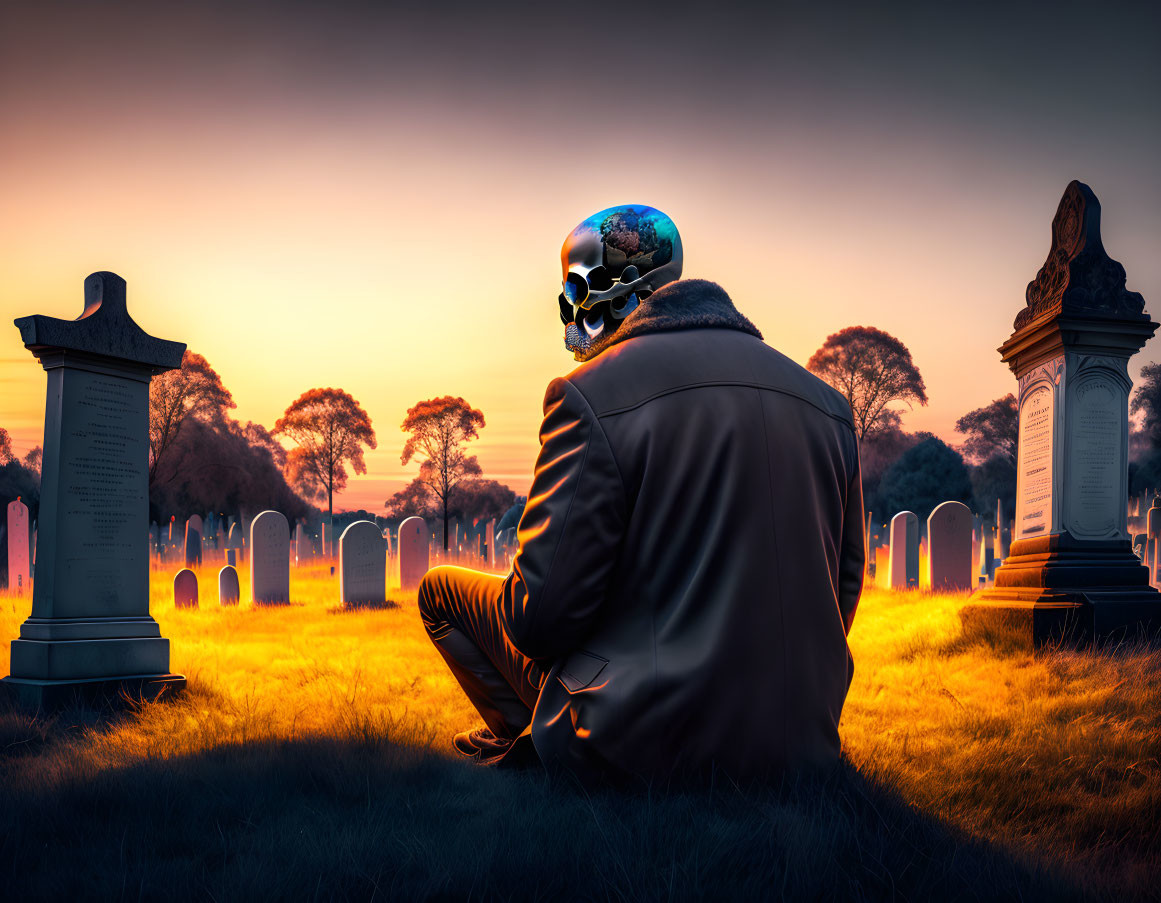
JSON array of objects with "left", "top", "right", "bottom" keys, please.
[{"left": 1, "top": 1, "right": 1158, "bottom": 512}]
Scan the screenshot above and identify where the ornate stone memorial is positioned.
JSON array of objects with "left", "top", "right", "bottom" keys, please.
[
  {"left": 1, "top": 272, "right": 186, "bottom": 706},
  {"left": 964, "top": 182, "right": 1161, "bottom": 645}
]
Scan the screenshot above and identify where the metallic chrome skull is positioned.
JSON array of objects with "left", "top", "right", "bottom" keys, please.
[{"left": 559, "top": 205, "right": 683, "bottom": 355}]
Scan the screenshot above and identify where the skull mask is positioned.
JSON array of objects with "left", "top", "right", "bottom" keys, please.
[{"left": 559, "top": 205, "right": 683, "bottom": 358}]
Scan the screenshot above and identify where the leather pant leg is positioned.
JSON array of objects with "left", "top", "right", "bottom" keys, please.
[{"left": 417, "top": 565, "right": 545, "bottom": 740}]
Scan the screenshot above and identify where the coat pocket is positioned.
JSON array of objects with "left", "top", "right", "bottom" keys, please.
[{"left": 558, "top": 650, "right": 609, "bottom": 693}]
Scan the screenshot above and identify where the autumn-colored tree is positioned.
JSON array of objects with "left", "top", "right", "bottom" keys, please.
[
  {"left": 149, "top": 350, "right": 235, "bottom": 487},
  {"left": 399, "top": 396, "right": 485, "bottom": 549},
  {"left": 273, "top": 388, "right": 377, "bottom": 522},
  {"left": 0, "top": 428, "right": 12, "bottom": 464},
  {"left": 955, "top": 394, "right": 1018, "bottom": 466},
  {"left": 807, "top": 326, "right": 927, "bottom": 440}
]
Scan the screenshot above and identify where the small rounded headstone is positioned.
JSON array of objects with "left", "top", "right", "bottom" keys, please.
[
  {"left": 174, "top": 568, "right": 198, "bottom": 609},
  {"left": 218, "top": 565, "right": 240, "bottom": 606}
]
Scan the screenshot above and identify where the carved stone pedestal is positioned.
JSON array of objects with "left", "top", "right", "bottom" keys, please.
[
  {"left": 962, "top": 182, "right": 1161, "bottom": 649},
  {"left": 1, "top": 273, "right": 187, "bottom": 709}
]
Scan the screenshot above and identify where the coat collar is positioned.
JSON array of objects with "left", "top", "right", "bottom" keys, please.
[{"left": 576, "top": 279, "right": 763, "bottom": 362}]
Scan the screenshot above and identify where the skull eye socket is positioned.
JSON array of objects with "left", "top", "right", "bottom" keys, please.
[
  {"left": 586, "top": 266, "right": 613, "bottom": 291},
  {"left": 563, "top": 272, "right": 589, "bottom": 305},
  {"left": 558, "top": 293, "right": 574, "bottom": 325}
]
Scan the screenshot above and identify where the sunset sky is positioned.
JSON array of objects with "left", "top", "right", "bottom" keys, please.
[{"left": 2, "top": 1, "right": 1158, "bottom": 512}]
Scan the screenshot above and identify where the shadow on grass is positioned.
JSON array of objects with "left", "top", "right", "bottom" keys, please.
[
  {"left": 0, "top": 713, "right": 1094, "bottom": 901},
  {"left": 329, "top": 599, "right": 402, "bottom": 614}
]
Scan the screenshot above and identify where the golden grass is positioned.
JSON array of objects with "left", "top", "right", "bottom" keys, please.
[{"left": 1, "top": 567, "right": 1158, "bottom": 899}]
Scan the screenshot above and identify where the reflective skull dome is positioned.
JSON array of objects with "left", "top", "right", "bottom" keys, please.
[{"left": 559, "top": 205, "right": 683, "bottom": 327}]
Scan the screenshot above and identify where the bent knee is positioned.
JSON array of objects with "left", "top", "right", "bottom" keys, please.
[{"left": 416, "top": 565, "right": 456, "bottom": 618}]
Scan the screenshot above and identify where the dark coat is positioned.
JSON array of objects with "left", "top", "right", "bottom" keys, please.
[{"left": 500, "top": 279, "right": 865, "bottom": 786}]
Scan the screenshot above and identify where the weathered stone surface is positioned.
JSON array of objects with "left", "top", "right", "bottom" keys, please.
[
  {"left": 218, "top": 565, "right": 239, "bottom": 606},
  {"left": 3, "top": 272, "right": 186, "bottom": 708},
  {"left": 250, "top": 510, "right": 290, "bottom": 605},
  {"left": 398, "top": 516, "right": 430, "bottom": 590},
  {"left": 173, "top": 569, "right": 198, "bottom": 609},
  {"left": 967, "top": 183, "right": 1161, "bottom": 647},
  {"left": 1015, "top": 181, "right": 1146, "bottom": 331},
  {"left": 928, "top": 501, "right": 973, "bottom": 592},
  {"left": 339, "top": 521, "right": 386, "bottom": 606},
  {"left": 7, "top": 499, "right": 30, "bottom": 595},
  {"left": 888, "top": 511, "right": 919, "bottom": 590},
  {"left": 14, "top": 272, "right": 185, "bottom": 370}
]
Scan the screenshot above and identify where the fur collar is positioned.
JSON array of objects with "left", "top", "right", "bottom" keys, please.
[{"left": 577, "top": 279, "right": 763, "bottom": 362}]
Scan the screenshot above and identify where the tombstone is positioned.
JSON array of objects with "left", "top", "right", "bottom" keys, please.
[
  {"left": 994, "top": 499, "right": 1011, "bottom": 562},
  {"left": 218, "top": 565, "right": 240, "bottom": 606},
  {"left": 7, "top": 499, "right": 30, "bottom": 595},
  {"left": 173, "top": 569, "right": 198, "bottom": 609},
  {"left": 250, "top": 510, "right": 290, "bottom": 605},
  {"left": 928, "top": 501, "right": 973, "bottom": 592},
  {"left": 979, "top": 538, "right": 996, "bottom": 585},
  {"left": 964, "top": 182, "right": 1161, "bottom": 645},
  {"left": 485, "top": 519, "right": 496, "bottom": 567},
  {"left": 1147, "top": 497, "right": 1161, "bottom": 588},
  {"left": 888, "top": 511, "right": 919, "bottom": 589},
  {"left": 0, "top": 273, "right": 186, "bottom": 707},
  {"left": 226, "top": 548, "right": 237, "bottom": 567},
  {"left": 184, "top": 514, "right": 203, "bottom": 568},
  {"left": 294, "top": 523, "right": 305, "bottom": 566},
  {"left": 339, "top": 521, "right": 386, "bottom": 606},
  {"left": 398, "top": 516, "right": 430, "bottom": 590},
  {"left": 226, "top": 521, "right": 244, "bottom": 565}
]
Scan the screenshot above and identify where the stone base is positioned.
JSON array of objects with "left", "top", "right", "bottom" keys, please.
[
  {"left": 961, "top": 533, "right": 1161, "bottom": 649},
  {"left": 0, "top": 673, "right": 186, "bottom": 711},
  {"left": 963, "top": 587, "right": 1161, "bottom": 649},
  {"left": 9, "top": 636, "right": 171, "bottom": 681}
]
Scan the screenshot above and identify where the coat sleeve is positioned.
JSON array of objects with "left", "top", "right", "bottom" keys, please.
[
  {"left": 500, "top": 377, "right": 627, "bottom": 662},
  {"left": 838, "top": 430, "right": 865, "bottom": 635}
]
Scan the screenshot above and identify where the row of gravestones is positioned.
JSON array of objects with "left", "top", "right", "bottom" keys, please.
[
  {"left": 1129, "top": 496, "right": 1161, "bottom": 590},
  {"left": 151, "top": 514, "right": 382, "bottom": 572},
  {"left": 873, "top": 501, "right": 977, "bottom": 592},
  {"left": 171, "top": 513, "right": 438, "bottom": 608},
  {"left": 869, "top": 500, "right": 1015, "bottom": 591}
]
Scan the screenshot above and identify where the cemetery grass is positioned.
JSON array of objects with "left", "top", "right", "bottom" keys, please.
[{"left": 0, "top": 570, "right": 1157, "bottom": 901}]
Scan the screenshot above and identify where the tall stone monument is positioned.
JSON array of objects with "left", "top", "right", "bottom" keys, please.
[
  {"left": 963, "top": 182, "right": 1161, "bottom": 645},
  {"left": 1, "top": 272, "right": 187, "bottom": 706}
]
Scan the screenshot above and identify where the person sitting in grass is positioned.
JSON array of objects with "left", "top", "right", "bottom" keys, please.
[{"left": 418, "top": 205, "right": 865, "bottom": 787}]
